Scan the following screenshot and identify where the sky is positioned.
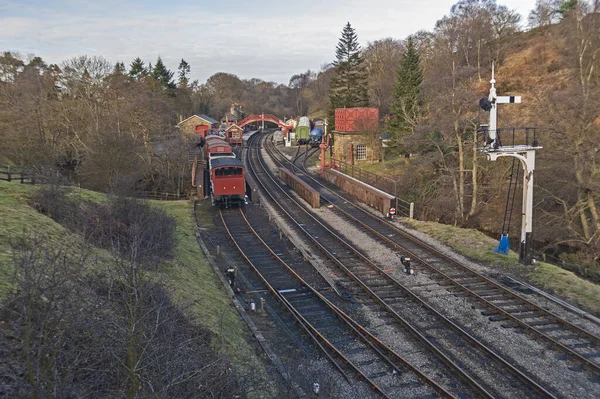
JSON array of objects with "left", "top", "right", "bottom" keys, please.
[{"left": 0, "top": 0, "right": 537, "bottom": 84}]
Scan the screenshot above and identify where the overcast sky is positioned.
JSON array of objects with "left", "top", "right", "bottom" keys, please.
[{"left": 1, "top": 0, "right": 537, "bottom": 84}]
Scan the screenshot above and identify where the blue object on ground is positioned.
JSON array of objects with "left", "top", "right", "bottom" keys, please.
[{"left": 494, "top": 234, "right": 510, "bottom": 255}]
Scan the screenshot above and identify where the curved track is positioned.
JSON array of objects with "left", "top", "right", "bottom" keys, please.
[
  {"left": 246, "top": 133, "right": 557, "bottom": 398},
  {"left": 266, "top": 135, "right": 600, "bottom": 377},
  {"left": 220, "top": 208, "right": 452, "bottom": 399}
]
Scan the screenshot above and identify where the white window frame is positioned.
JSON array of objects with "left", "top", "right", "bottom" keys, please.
[{"left": 356, "top": 144, "right": 367, "bottom": 161}]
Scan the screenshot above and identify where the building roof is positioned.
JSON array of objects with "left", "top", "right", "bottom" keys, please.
[
  {"left": 225, "top": 123, "right": 243, "bottom": 131},
  {"left": 211, "top": 157, "right": 244, "bottom": 168},
  {"left": 177, "top": 114, "right": 218, "bottom": 126},
  {"left": 198, "top": 114, "right": 218, "bottom": 124}
]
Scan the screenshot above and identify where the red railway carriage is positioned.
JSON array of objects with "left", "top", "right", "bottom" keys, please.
[
  {"left": 209, "top": 157, "right": 246, "bottom": 206},
  {"left": 205, "top": 135, "right": 235, "bottom": 159}
]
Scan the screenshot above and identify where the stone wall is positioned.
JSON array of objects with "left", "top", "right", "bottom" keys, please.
[{"left": 332, "top": 131, "right": 382, "bottom": 164}]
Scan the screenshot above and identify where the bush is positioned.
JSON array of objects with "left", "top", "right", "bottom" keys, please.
[
  {"left": 30, "top": 183, "right": 77, "bottom": 224},
  {"left": 31, "top": 186, "right": 176, "bottom": 266}
]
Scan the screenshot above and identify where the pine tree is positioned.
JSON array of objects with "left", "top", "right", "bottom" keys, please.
[
  {"left": 389, "top": 37, "right": 423, "bottom": 144},
  {"left": 129, "top": 57, "right": 147, "bottom": 80},
  {"left": 113, "top": 61, "right": 126, "bottom": 76},
  {"left": 151, "top": 56, "right": 174, "bottom": 90},
  {"left": 177, "top": 59, "right": 190, "bottom": 89},
  {"left": 328, "top": 22, "right": 369, "bottom": 129}
]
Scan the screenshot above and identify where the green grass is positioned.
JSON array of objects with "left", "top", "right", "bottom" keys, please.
[
  {"left": 402, "top": 217, "right": 600, "bottom": 314},
  {"left": 0, "top": 181, "right": 64, "bottom": 298},
  {"left": 155, "top": 200, "right": 258, "bottom": 367},
  {"left": 0, "top": 181, "right": 261, "bottom": 374}
]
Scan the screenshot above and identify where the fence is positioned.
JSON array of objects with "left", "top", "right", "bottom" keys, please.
[
  {"left": 134, "top": 191, "right": 188, "bottom": 201},
  {"left": 0, "top": 165, "right": 35, "bottom": 184},
  {"left": 331, "top": 159, "right": 414, "bottom": 219}
]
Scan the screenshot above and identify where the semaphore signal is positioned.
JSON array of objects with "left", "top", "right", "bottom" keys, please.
[{"left": 478, "top": 63, "right": 542, "bottom": 265}]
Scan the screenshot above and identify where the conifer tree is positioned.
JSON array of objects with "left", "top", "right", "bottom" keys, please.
[
  {"left": 389, "top": 37, "right": 423, "bottom": 145},
  {"left": 129, "top": 57, "right": 147, "bottom": 80},
  {"left": 328, "top": 22, "right": 368, "bottom": 129},
  {"left": 113, "top": 61, "right": 126, "bottom": 76},
  {"left": 177, "top": 59, "right": 190, "bottom": 89},
  {"left": 151, "top": 57, "right": 174, "bottom": 90}
]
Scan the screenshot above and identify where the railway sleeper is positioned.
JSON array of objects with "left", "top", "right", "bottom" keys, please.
[
  {"left": 357, "top": 358, "right": 377, "bottom": 367},
  {"left": 488, "top": 299, "right": 524, "bottom": 306},
  {"left": 282, "top": 291, "right": 313, "bottom": 300},
  {"left": 300, "top": 309, "right": 329, "bottom": 318},
  {"left": 478, "top": 294, "right": 510, "bottom": 301},
  {"left": 509, "top": 312, "right": 549, "bottom": 321},
  {"left": 453, "top": 277, "right": 484, "bottom": 285},
  {"left": 526, "top": 320, "right": 561, "bottom": 327},
  {"left": 332, "top": 338, "right": 357, "bottom": 347},
  {"left": 294, "top": 303, "right": 324, "bottom": 312},
  {"left": 368, "top": 371, "right": 391, "bottom": 380},
  {"left": 344, "top": 346, "right": 369, "bottom": 355},
  {"left": 568, "top": 342, "right": 597, "bottom": 349},
  {"left": 553, "top": 332, "right": 590, "bottom": 341},
  {"left": 305, "top": 314, "right": 336, "bottom": 323},
  {"left": 504, "top": 307, "right": 540, "bottom": 315},
  {"left": 581, "top": 352, "right": 600, "bottom": 359}
]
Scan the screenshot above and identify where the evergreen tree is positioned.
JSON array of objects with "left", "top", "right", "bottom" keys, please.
[
  {"left": 113, "top": 61, "right": 126, "bottom": 76},
  {"left": 389, "top": 37, "right": 423, "bottom": 145},
  {"left": 129, "top": 57, "right": 147, "bottom": 80},
  {"left": 328, "top": 22, "right": 369, "bottom": 129},
  {"left": 151, "top": 56, "right": 175, "bottom": 90},
  {"left": 177, "top": 59, "right": 190, "bottom": 89}
]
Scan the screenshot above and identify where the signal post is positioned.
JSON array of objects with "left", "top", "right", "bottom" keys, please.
[{"left": 479, "top": 64, "right": 542, "bottom": 265}]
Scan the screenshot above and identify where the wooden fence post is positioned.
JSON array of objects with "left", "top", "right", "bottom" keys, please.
[
  {"left": 7, "top": 166, "right": 11, "bottom": 182},
  {"left": 410, "top": 202, "right": 414, "bottom": 220}
]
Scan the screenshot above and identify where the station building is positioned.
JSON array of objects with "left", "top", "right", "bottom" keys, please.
[
  {"left": 332, "top": 108, "right": 382, "bottom": 164},
  {"left": 177, "top": 114, "right": 219, "bottom": 138}
]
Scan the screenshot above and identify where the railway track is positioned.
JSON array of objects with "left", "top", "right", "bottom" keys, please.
[
  {"left": 246, "top": 133, "right": 556, "bottom": 398},
  {"left": 219, "top": 207, "right": 453, "bottom": 399},
  {"left": 266, "top": 135, "right": 600, "bottom": 377}
]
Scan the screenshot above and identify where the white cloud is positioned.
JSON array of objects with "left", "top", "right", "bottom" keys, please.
[{"left": 0, "top": 0, "right": 537, "bottom": 84}]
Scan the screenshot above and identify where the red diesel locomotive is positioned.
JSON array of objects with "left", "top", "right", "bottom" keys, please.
[{"left": 205, "top": 134, "right": 246, "bottom": 206}]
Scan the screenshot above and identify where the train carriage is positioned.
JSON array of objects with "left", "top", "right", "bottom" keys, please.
[
  {"left": 209, "top": 157, "right": 246, "bottom": 206},
  {"left": 205, "top": 135, "right": 235, "bottom": 159},
  {"left": 204, "top": 134, "right": 246, "bottom": 206}
]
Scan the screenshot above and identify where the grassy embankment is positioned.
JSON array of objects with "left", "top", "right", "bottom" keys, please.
[
  {"left": 402, "top": 217, "right": 600, "bottom": 315},
  {"left": 0, "top": 180, "right": 258, "bottom": 370}
]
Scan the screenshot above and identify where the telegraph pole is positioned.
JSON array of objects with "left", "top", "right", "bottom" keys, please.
[{"left": 479, "top": 64, "right": 542, "bottom": 265}]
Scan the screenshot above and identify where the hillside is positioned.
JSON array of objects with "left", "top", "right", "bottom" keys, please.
[{"left": 0, "top": 180, "right": 269, "bottom": 397}]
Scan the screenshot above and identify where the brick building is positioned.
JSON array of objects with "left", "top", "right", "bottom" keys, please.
[{"left": 332, "top": 108, "right": 382, "bottom": 164}]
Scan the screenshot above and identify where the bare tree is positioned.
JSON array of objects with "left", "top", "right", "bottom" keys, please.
[
  {"left": 364, "top": 38, "right": 404, "bottom": 115},
  {"left": 528, "top": 0, "right": 563, "bottom": 29}
]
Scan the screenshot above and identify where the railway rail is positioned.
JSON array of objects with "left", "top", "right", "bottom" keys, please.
[
  {"left": 219, "top": 207, "right": 453, "bottom": 399},
  {"left": 246, "top": 133, "right": 556, "bottom": 398},
  {"left": 266, "top": 136, "right": 600, "bottom": 377}
]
